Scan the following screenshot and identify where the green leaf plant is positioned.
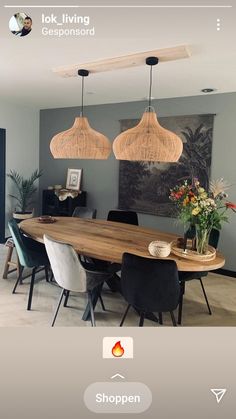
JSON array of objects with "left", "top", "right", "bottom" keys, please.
[{"left": 7, "top": 169, "right": 42, "bottom": 213}]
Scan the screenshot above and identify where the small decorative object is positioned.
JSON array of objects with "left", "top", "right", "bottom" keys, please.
[
  {"left": 148, "top": 240, "right": 171, "bottom": 257},
  {"left": 7, "top": 169, "right": 42, "bottom": 221},
  {"left": 50, "top": 69, "right": 111, "bottom": 159},
  {"left": 113, "top": 57, "right": 183, "bottom": 162},
  {"left": 55, "top": 188, "right": 80, "bottom": 201},
  {"left": 54, "top": 184, "right": 62, "bottom": 190},
  {"left": 38, "top": 215, "right": 56, "bottom": 224},
  {"left": 66, "top": 168, "right": 82, "bottom": 191},
  {"left": 170, "top": 178, "right": 236, "bottom": 255},
  {"left": 171, "top": 239, "right": 216, "bottom": 261}
]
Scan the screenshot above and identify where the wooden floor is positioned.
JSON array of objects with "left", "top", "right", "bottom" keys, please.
[{"left": 0, "top": 245, "right": 235, "bottom": 327}]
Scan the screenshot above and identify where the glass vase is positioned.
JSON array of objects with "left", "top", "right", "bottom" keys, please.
[{"left": 195, "top": 225, "right": 211, "bottom": 255}]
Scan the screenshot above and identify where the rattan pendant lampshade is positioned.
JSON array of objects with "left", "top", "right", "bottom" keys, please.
[
  {"left": 112, "top": 57, "right": 183, "bottom": 162},
  {"left": 50, "top": 70, "right": 111, "bottom": 159}
]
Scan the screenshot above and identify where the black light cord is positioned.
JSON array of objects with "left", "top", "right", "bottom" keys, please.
[
  {"left": 146, "top": 56, "right": 158, "bottom": 112},
  {"left": 148, "top": 64, "right": 153, "bottom": 111},
  {"left": 78, "top": 69, "right": 89, "bottom": 117},
  {"left": 81, "top": 75, "right": 84, "bottom": 117}
]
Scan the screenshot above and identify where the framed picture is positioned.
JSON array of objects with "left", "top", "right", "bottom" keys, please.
[{"left": 66, "top": 168, "right": 82, "bottom": 191}]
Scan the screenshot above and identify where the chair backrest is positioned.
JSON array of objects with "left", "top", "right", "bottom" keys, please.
[
  {"left": 44, "top": 235, "right": 88, "bottom": 293},
  {"left": 72, "top": 206, "right": 97, "bottom": 219},
  {"left": 121, "top": 253, "right": 180, "bottom": 313},
  {"left": 8, "top": 219, "right": 35, "bottom": 267},
  {"left": 107, "top": 210, "right": 139, "bottom": 226},
  {"left": 209, "top": 229, "right": 220, "bottom": 249},
  {"left": 186, "top": 226, "right": 220, "bottom": 249}
]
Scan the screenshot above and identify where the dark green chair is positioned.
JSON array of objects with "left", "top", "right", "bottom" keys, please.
[
  {"left": 8, "top": 219, "right": 50, "bottom": 311},
  {"left": 72, "top": 206, "right": 97, "bottom": 219},
  {"left": 178, "top": 227, "right": 220, "bottom": 325}
]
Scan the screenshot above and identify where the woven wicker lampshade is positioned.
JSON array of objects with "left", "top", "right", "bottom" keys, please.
[
  {"left": 50, "top": 69, "right": 111, "bottom": 159},
  {"left": 113, "top": 109, "right": 183, "bottom": 161},
  {"left": 112, "top": 56, "right": 183, "bottom": 162},
  {"left": 50, "top": 116, "right": 111, "bottom": 159}
]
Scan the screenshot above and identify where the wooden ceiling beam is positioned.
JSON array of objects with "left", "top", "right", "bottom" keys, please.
[{"left": 53, "top": 45, "right": 191, "bottom": 78}]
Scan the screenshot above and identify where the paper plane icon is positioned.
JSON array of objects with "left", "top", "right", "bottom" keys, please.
[{"left": 211, "top": 389, "right": 227, "bottom": 403}]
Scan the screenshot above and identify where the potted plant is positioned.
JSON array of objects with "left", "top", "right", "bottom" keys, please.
[{"left": 7, "top": 169, "right": 42, "bottom": 221}]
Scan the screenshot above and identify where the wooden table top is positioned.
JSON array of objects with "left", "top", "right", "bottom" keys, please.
[{"left": 20, "top": 217, "right": 225, "bottom": 272}]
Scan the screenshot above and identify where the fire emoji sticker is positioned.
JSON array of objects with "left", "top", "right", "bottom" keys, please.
[
  {"left": 112, "top": 341, "right": 125, "bottom": 358},
  {"left": 103, "top": 337, "right": 133, "bottom": 359}
]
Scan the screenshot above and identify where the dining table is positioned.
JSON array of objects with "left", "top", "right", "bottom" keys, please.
[
  {"left": 20, "top": 217, "right": 225, "bottom": 324},
  {"left": 20, "top": 217, "right": 225, "bottom": 272}
]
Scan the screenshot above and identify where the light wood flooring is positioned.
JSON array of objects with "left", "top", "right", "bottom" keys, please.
[{"left": 0, "top": 245, "right": 235, "bottom": 327}]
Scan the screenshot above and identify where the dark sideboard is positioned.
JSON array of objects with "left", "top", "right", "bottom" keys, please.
[{"left": 42, "top": 190, "right": 87, "bottom": 217}]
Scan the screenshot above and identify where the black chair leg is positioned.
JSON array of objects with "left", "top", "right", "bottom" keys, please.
[
  {"left": 178, "top": 281, "right": 185, "bottom": 325},
  {"left": 63, "top": 290, "right": 70, "bottom": 307},
  {"left": 45, "top": 266, "right": 49, "bottom": 282},
  {"left": 27, "top": 267, "right": 36, "bottom": 311},
  {"left": 98, "top": 293, "right": 106, "bottom": 311},
  {"left": 19, "top": 266, "right": 24, "bottom": 284},
  {"left": 49, "top": 269, "right": 54, "bottom": 282},
  {"left": 88, "top": 292, "right": 96, "bottom": 327},
  {"left": 139, "top": 312, "right": 145, "bottom": 327},
  {"left": 199, "top": 278, "right": 212, "bottom": 315},
  {"left": 170, "top": 311, "right": 177, "bottom": 327},
  {"left": 51, "top": 288, "right": 65, "bottom": 327},
  {"left": 158, "top": 312, "right": 163, "bottom": 325},
  {"left": 120, "top": 304, "right": 131, "bottom": 327},
  {"left": 82, "top": 289, "right": 99, "bottom": 321},
  {"left": 12, "top": 266, "right": 24, "bottom": 294}
]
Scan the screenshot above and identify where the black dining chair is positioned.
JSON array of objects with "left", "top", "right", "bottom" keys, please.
[
  {"left": 119, "top": 253, "right": 180, "bottom": 327},
  {"left": 107, "top": 210, "right": 139, "bottom": 226},
  {"left": 72, "top": 206, "right": 97, "bottom": 219},
  {"left": 103, "top": 210, "right": 139, "bottom": 292},
  {"left": 178, "top": 227, "right": 220, "bottom": 325}
]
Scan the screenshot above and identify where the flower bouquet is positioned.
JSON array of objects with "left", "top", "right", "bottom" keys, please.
[{"left": 169, "top": 178, "right": 236, "bottom": 254}]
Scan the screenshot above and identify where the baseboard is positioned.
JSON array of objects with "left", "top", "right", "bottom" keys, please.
[{"left": 216, "top": 268, "right": 236, "bottom": 278}]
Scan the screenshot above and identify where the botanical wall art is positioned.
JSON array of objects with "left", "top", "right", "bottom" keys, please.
[{"left": 118, "top": 114, "right": 215, "bottom": 217}]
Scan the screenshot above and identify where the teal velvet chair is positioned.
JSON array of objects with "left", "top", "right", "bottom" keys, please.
[{"left": 8, "top": 219, "right": 50, "bottom": 310}]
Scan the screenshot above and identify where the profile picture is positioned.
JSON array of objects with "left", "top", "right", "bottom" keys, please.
[{"left": 9, "top": 13, "right": 32, "bottom": 37}]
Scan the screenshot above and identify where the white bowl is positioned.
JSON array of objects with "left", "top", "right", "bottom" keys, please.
[
  {"left": 148, "top": 240, "right": 171, "bottom": 257},
  {"left": 54, "top": 184, "right": 62, "bottom": 190}
]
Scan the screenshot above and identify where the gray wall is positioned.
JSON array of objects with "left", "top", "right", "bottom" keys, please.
[
  {"left": 0, "top": 100, "right": 39, "bottom": 231},
  {"left": 40, "top": 92, "right": 236, "bottom": 270}
]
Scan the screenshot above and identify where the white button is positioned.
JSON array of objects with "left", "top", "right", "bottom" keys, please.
[{"left": 84, "top": 382, "right": 152, "bottom": 414}]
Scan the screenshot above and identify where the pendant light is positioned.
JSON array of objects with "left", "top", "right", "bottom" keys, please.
[
  {"left": 112, "top": 57, "right": 183, "bottom": 162},
  {"left": 50, "top": 69, "right": 111, "bottom": 159}
]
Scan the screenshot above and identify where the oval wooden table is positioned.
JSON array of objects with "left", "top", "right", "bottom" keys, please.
[{"left": 20, "top": 217, "right": 225, "bottom": 272}]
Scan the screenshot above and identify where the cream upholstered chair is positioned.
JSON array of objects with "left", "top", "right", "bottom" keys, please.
[{"left": 44, "top": 235, "right": 109, "bottom": 327}]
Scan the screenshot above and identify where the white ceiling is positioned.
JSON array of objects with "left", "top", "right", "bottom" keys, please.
[{"left": 1, "top": 0, "right": 236, "bottom": 109}]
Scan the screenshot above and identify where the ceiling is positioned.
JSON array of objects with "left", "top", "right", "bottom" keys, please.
[{"left": 1, "top": 0, "right": 236, "bottom": 109}]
